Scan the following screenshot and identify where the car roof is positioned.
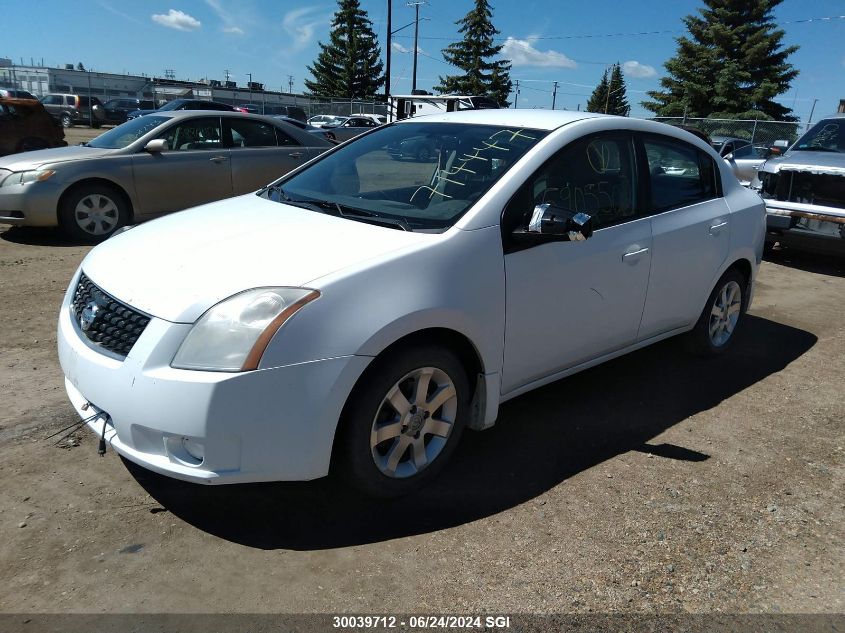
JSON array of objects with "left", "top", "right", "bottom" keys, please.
[{"left": 397, "top": 108, "right": 604, "bottom": 130}]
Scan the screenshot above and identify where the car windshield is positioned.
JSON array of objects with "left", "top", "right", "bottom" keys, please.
[
  {"left": 86, "top": 116, "right": 169, "bottom": 149},
  {"left": 794, "top": 119, "right": 845, "bottom": 153},
  {"left": 263, "top": 122, "right": 547, "bottom": 231}
]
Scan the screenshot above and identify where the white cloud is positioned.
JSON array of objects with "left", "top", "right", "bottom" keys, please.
[
  {"left": 501, "top": 37, "right": 576, "bottom": 68},
  {"left": 392, "top": 42, "right": 424, "bottom": 55},
  {"left": 622, "top": 60, "right": 657, "bottom": 79},
  {"left": 283, "top": 7, "right": 332, "bottom": 51},
  {"left": 205, "top": 0, "right": 245, "bottom": 35},
  {"left": 151, "top": 9, "right": 201, "bottom": 31}
]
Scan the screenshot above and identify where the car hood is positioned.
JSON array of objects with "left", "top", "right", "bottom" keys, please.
[
  {"left": 760, "top": 150, "right": 845, "bottom": 176},
  {"left": 0, "top": 145, "right": 113, "bottom": 171},
  {"left": 81, "top": 194, "right": 431, "bottom": 323}
]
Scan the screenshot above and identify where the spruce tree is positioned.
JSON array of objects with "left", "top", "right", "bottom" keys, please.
[
  {"left": 642, "top": 0, "right": 798, "bottom": 120},
  {"left": 435, "top": 0, "right": 512, "bottom": 106},
  {"left": 609, "top": 64, "right": 630, "bottom": 116},
  {"left": 304, "top": 0, "right": 384, "bottom": 99},
  {"left": 586, "top": 64, "right": 630, "bottom": 116},
  {"left": 586, "top": 70, "right": 609, "bottom": 114}
]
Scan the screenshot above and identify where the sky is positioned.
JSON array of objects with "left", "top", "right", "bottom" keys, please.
[{"left": 2, "top": 0, "right": 843, "bottom": 123}]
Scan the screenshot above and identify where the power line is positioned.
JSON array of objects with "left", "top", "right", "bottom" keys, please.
[{"left": 393, "top": 14, "right": 845, "bottom": 41}]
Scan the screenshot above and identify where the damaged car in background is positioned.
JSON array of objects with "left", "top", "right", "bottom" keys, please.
[{"left": 753, "top": 114, "right": 845, "bottom": 255}]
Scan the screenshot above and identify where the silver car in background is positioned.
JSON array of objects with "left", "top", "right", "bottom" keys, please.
[
  {"left": 0, "top": 111, "right": 333, "bottom": 242},
  {"left": 724, "top": 143, "right": 769, "bottom": 186}
]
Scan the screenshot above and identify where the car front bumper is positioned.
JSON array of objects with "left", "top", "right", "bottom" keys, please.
[
  {"left": 57, "top": 273, "right": 370, "bottom": 484},
  {"left": 0, "top": 179, "right": 63, "bottom": 227}
]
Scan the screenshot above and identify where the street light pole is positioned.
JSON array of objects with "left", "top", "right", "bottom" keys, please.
[{"left": 247, "top": 72, "right": 252, "bottom": 105}]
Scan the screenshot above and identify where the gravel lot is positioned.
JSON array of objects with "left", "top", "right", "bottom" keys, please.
[{"left": 0, "top": 220, "right": 843, "bottom": 616}]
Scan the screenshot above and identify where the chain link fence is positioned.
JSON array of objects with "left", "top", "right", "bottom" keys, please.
[
  {"left": 653, "top": 117, "right": 802, "bottom": 147},
  {"left": 304, "top": 98, "right": 387, "bottom": 118}
]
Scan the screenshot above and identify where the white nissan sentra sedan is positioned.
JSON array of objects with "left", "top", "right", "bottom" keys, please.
[{"left": 57, "top": 110, "right": 765, "bottom": 496}]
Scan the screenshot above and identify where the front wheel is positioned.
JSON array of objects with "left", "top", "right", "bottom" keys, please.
[
  {"left": 59, "top": 184, "right": 129, "bottom": 243},
  {"left": 336, "top": 345, "right": 470, "bottom": 497},
  {"left": 686, "top": 269, "right": 747, "bottom": 356}
]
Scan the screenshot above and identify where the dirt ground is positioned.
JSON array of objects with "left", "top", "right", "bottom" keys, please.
[{"left": 0, "top": 223, "right": 843, "bottom": 616}]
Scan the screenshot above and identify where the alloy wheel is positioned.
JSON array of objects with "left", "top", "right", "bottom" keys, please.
[
  {"left": 370, "top": 366, "right": 458, "bottom": 478},
  {"left": 709, "top": 280, "right": 742, "bottom": 347}
]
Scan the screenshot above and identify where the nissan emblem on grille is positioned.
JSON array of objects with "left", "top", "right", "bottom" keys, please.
[
  {"left": 72, "top": 273, "right": 150, "bottom": 357},
  {"left": 80, "top": 300, "right": 101, "bottom": 331}
]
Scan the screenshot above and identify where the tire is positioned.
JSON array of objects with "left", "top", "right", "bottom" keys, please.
[
  {"left": 92, "top": 121, "right": 101, "bottom": 129},
  {"left": 58, "top": 183, "right": 130, "bottom": 243},
  {"left": 686, "top": 268, "right": 747, "bottom": 356},
  {"left": 336, "top": 345, "right": 470, "bottom": 497},
  {"left": 60, "top": 113, "right": 72, "bottom": 128}
]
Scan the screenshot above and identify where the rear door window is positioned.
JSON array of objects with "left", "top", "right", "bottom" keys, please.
[
  {"left": 227, "top": 118, "right": 280, "bottom": 148},
  {"left": 641, "top": 136, "right": 720, "bottom": 213}
]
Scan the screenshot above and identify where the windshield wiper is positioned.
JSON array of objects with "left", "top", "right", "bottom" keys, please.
[
  {"left": 308, "top": 200, "right": 412, "bottom": 231},
  {"left": 260, "top": 186, "right": 412, "bottom": 231}
]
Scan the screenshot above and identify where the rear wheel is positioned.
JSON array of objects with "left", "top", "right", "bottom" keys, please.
[
  {"left": 686, "top": 269, "right": 747, "bottom": 356},
  {"left": 337, "top": 345, "right": 470, "bottom": 497},
  {"left": 60, "top": 113, "right": 72, "bottom": 128},
  {"left": 59, "top": 184, "right": 129, "bottom": 243}
]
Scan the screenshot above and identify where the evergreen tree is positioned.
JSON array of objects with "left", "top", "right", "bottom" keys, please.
[
  {"left": 435, "top": 0, "right": 512, "bottom": 106},
  {"left": 608, "top": 64, "right": 630, "bottom": 116},
  {"left": 304, "top": 0, "right": 384, "bottom": 99},
  {"left": 586, "top": 64, "right": 630, "bottom": 116},
  {"left": 642, "top": 0, "right": 799, "bottom": 120},
  {"left": 586, "top": 69, "right": 609, "bottom": 114}
]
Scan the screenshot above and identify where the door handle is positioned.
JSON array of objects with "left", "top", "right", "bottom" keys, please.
[
  {"left": 288, "top": 152, "right": 304, "bottom": 158},
  {"left": 209, "top": 156, "right": 229, "bottom": 162},
  {"left": 709, "top": 221, "right": 728, "bottom": 234},
  {"left": 622, "top": 247, "right": 649, "bottom": 262}
]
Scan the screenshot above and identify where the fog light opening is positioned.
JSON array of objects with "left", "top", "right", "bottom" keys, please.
[{"left": 181, "top": 437, "right": 205, "bottom": 463}]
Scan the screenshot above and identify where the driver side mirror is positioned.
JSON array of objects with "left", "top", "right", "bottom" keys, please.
[
  {"left": 512, "top": 203, "right": 593, "bottom": 244},
  {"left": 144, "top": 139, "right": 169, "bottom": 153}
]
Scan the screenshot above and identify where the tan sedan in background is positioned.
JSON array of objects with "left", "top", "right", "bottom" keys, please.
[{"left": 0, "top": 111, "right": 333, "bottom": 242}]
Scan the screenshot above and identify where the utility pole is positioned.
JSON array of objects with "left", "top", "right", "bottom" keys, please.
[
  {"left": 385, "top": 0, "right": 391, "bottom": 106},
  {"left": 87, "top": 70, "right": 92, "bottom": 128},
  {"left": 247, "top": 72, "right": 252, "bottom": 105},
  {"left": 551, "top": 81, "right": 558, "bottom": 110},
  {"left": 287, "top": 75, "right": 294, "bottom": 94},
  {"left": 407, "top": 1, "right": 425, "bottom": 94},
  {"left": 513, "top": 80, "right": 520, "bottom": 108}
]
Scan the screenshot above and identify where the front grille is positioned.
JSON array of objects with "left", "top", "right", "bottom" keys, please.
[{"left": 72, "top": 273, "right": 150, "bottom": 357}]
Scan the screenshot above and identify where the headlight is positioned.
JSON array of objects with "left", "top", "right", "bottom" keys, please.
[
  {"left": 171, "top": 287, "right": 319, "bottom": 372},
  {"left": 0, "top": 169, "right": 55, "bottom": 187}
]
